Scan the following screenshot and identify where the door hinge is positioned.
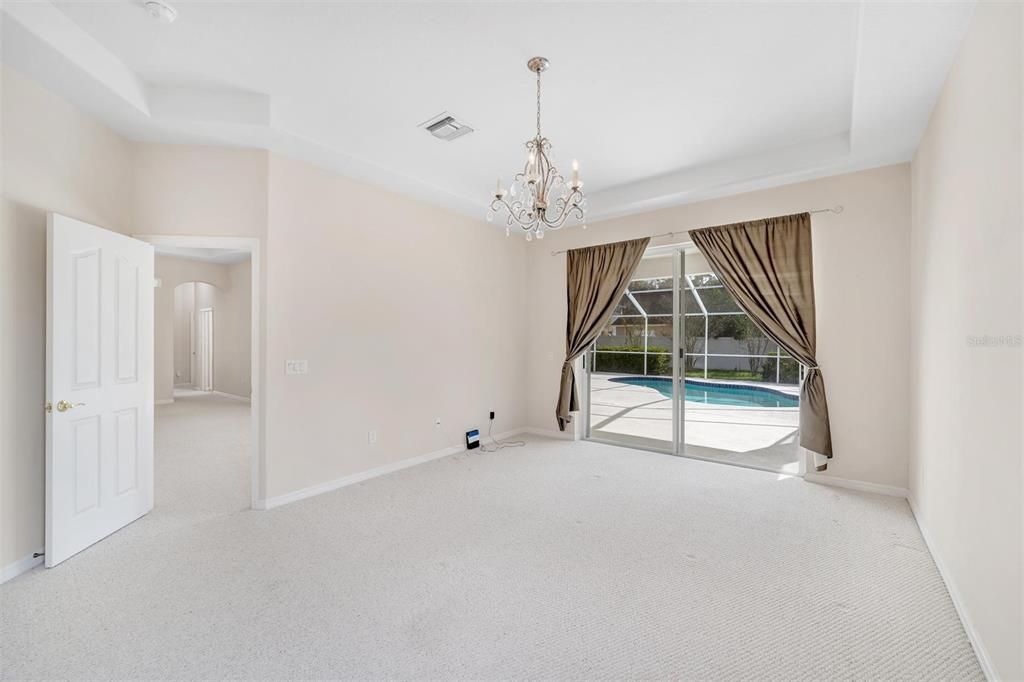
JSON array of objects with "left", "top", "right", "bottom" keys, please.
[{"left": 44, "top": 401, "right": 52, "bottom": 414}]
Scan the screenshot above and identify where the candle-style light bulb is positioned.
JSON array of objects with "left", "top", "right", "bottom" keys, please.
[{"left": 571, "top": 159, "right": 580, "bottom": 188}]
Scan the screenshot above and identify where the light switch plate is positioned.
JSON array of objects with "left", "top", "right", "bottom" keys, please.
[{"left": 286, "top": 359, "right": 308, "bottom": 375}]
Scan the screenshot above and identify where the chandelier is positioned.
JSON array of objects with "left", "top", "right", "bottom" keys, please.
[{"left": 487, "top": 57, "right": 587, "bottom": 241}]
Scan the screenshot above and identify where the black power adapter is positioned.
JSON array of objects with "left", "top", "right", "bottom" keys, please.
[{"left": 489, "top": 411, "right": 495, "bottom": 421}]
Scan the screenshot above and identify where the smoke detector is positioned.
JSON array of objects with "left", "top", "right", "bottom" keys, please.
[
  {"left": 420, "top": 112, "right": 474, "bottom": 141},
  {"left": 144, "top": 1, "right": 177, "bottom": 24}
]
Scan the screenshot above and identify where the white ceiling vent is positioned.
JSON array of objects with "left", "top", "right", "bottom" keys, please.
[{"left": 420, "top": 112, "right": 474, "bottom": 141}]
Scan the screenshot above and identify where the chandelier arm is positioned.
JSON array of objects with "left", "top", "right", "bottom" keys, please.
[
  {"left": 537, "top": 188, "right": 585, "bottom": 228},
  {"left": 491, "top": 197, "right": 539, "bottom": 231}
]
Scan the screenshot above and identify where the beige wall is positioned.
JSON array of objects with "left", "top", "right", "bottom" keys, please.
[
  {"left": 132, "top": 143, "right": 269, "bottom": 239},
  {"left": 0, "top": 65, "right": 134, "bottom": 570},
  {"left": 263, "top": 155, "right": 528, "bottom": 498},
  {"left": 909, "top": 2, "right": 1023, "bottom": 679},
  {"left": 173, "top": 282, "right": 194, "bottom": 386},
  {"left": 216, "top": 259, "right": 253, "bottom": 399},
  {"left": 526, "top": 164, "right": 912, "bottom": 490}
]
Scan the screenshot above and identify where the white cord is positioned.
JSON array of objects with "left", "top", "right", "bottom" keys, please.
[{"left": 478, "top": 419, "right": 525, "bottom": 452}]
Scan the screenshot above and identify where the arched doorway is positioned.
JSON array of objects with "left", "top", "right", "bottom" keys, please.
[{"left": 173, "top": 280, "right": 219, "bottom": 394}]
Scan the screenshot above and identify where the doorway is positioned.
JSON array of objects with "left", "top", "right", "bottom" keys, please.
[
  {"left": 196, "top": 308, "right": 213, "bottom": 391},
  {"left": 583, "top": 244, "right": 803, "bottom": 475},
  {"left": 155, "top": 252, "right": 253, "bottom": 524},
  {"left": 137, "top": 235, "right": 263, "bottom": 511}
]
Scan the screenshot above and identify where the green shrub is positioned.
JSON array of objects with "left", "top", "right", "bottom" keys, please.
[{"left": 594, "top": 346, "right": 671, "bottom": 376}]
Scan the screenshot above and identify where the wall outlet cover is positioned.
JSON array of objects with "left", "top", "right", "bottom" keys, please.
[{"left": 286, "top": 360, "right": 308, "bottom": 375}]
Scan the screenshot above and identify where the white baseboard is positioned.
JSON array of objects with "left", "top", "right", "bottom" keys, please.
[
  {"left": 1, "top": 549, "right": 43, "bottom": 585},
  {"left": 212, "top": 391, "right": 251, "bottom": 403},
  {"left": 803, "top": 472, "right": 909, "bottom": 498},
  {"left": 908, "top": 497, "right": 997, "bottom": 681},
  {"left": 255, "top": 426, "right": 547, "bottom": 511},
  {"left": 155, "top": 398, "right": 174, "bottom": 405},
  {"left": 257, "top": 443, "right": 465, "bottom": 510}
]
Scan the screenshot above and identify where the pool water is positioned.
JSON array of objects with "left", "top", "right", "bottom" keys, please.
[{"left": 609, "top": 376, "right": 799, "bottom": 408}]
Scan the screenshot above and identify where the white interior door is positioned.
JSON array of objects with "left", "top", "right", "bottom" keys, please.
[
  {"left": 197, "top": 307, "right": 213, "bottom": 391},
  {"left": 46, "top": 213, "right": 154, "bottom": 567}
]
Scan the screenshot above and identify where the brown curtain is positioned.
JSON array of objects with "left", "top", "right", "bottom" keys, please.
[
  {"left": 688, "top": 212, "right": 833, "bottom": 470},
  {"left": 556, "top": 237, "right": 651, "bottom": 431}
]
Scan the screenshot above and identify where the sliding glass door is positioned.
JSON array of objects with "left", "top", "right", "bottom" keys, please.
[{"left": 585, "top": 245, "right": 801, "bottom": 474}]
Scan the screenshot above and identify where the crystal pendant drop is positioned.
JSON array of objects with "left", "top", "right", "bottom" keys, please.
[
  {"left": 506, "top": 227, "right": 510, "bottom": 237},
  {"left": 535, "top": 228, "right": 544, "bottom": 240},
  {"left": 486, "top": 210, "right": 494, "bottom": 222},
  {"left": 525, "top": 231, "right": 533, "bottom": 242}
]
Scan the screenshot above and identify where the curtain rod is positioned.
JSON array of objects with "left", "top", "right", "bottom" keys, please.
[{"left": 548, "top": 205, "right": 844, "bottom": 256}]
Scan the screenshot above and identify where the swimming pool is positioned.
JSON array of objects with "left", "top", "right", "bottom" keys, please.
[{"left": 609, "top": 376, "right": 799, "bottom": 408}]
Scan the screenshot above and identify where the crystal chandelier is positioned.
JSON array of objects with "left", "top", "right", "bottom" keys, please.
[{"left": 487, "top": 57, "right": 586, "bottom": 241}]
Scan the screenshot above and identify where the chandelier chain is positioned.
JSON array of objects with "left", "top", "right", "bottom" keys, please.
[{"left": 535, "top": 69, "right": 542, "bottom": 138}]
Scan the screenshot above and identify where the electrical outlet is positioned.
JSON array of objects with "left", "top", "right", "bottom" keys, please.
[{"left": 368, "top": 430, "right": 377, "bottom": 444}]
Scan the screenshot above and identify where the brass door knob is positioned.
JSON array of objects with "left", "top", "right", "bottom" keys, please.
[{"left": 55, "top": 400, "right": 85, "bottom": 412}]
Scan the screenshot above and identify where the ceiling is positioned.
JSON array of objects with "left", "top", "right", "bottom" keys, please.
[
  {"left": 2, "top": 1, "right": 975, "bottom": 223},
  {"left": 153, "top": 244, "right": 250, "bottom": 265}
]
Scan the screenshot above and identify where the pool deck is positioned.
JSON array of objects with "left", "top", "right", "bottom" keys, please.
[{"left": 587, "top": 373, "right": 801, "bottom": 473}]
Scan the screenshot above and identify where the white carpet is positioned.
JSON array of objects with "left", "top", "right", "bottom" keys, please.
[{"left": 1, "top": 395, "right": 982, "bottom": 679}]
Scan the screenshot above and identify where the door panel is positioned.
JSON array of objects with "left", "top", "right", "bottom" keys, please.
[
  {"left": 71, "top": 250, "right": 101, "bottom": 389},
  {"left": 114, "top": 407, "right": 139, "bottom": 495},
  {"left": 585, "top": 252, "right": 676, "bottom": 452},
  {"left": 46, "top": 213, "right": 154, "bottom": 567},
  {"left": 115, "top": 257, "right": 140, "bottom": 383},
  {"left": 72, "top": 416, "right": 101, "bottom": 514}
]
